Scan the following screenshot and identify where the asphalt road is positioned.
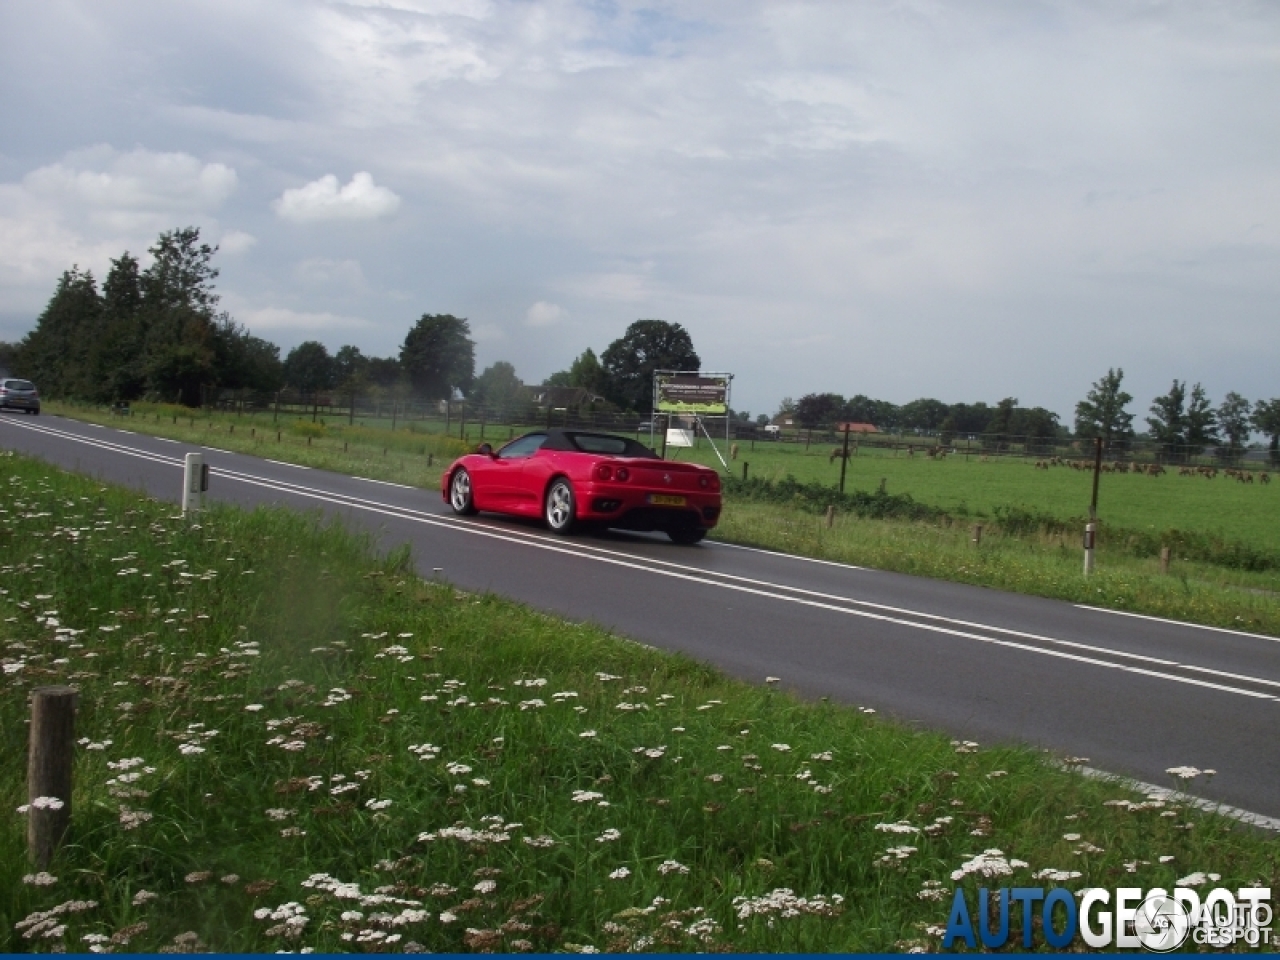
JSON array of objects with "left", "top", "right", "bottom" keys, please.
[{"left": 3, "top": 413, "right": 1278, "bottom": 821}]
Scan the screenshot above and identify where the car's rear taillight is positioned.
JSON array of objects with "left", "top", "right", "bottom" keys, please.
[
  {"left": 594, "top": 464, "right": 613, "bottom": 481},
  {"left": 699, "top": 473, "right": 721, "bottom": 491},
  {"left": 615, "top": 467, "right": 629, "bottom": 482}
]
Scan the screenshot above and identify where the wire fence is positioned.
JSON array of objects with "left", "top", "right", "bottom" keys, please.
[{"left": 197, "top": 388, "right": 1276, "bottom": 473}]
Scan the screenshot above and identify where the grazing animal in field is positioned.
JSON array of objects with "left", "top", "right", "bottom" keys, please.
[
  {"left": 829, "top": 447, "right": 850, "bottom": 464},
  {"left": 1262, "top": 472, "right": 1271, "bottom": 485},
  {"left": 730, "top": 443, "right": 739, "bottom": 461}
]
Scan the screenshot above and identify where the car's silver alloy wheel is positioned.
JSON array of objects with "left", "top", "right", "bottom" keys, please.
[
  {"left": 450, "top": 469, "right": 476, "bottom": 515},
  {"left": 545, "top": 479, "right": 575, "bottom": 533}
]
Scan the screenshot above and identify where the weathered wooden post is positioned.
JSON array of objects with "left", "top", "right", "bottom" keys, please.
[
  {"left": 742, "top": 461, "right": 749, "bottom": 482},
  {"left": 825, "top": 505, "right": 835, "bottom": 529},
  {"left": 1159, "top": 546, "right": 1171, "bottom": 575},
  {"left": 971, "top": 524, "right": 983, "bottom": 546},
  {"left": 28, "top": 685, "right": 77, "bottom": 868}
]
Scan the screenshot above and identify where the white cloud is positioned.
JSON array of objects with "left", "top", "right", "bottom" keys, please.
[
  {"left": 219, "top": 230, "right": 258, "bottom": 255},
  {"left": 239, "top": 306, "right": 373, "bottom": 332},
  {"left": 272, "top": 172, "right": 401, "bottom": 223},
  {"left": 22, "top": 146, "right": 237, "bottom": 231},
  {"left": 0, "top": 146, "right": 240, "bottom": 318},
  {"left": 4, "top": 3, "right": 1280, "bottom": 414},
  {"left": 295, "top": 258, "right": 365, "bottom": 287},
  {"left": 525, "top": 301, "right": 566, "bottom": 326}
]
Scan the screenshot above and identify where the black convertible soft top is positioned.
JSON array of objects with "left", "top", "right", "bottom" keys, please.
[{"left": 540, "top": 429, "right": 660, "bottom": 458}]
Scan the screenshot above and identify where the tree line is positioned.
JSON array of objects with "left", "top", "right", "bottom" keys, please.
[
  {"left": 8, "top": 227, "right": 1275, "bottom": 463},
  {"left": 788, "top": 369, "right": 1279, "bottom": 463},
  {"left": 3, "top": 227, "right": 704, "bottom": 416}
]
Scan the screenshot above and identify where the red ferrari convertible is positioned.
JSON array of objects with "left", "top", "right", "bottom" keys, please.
[{"left": 441, "top": 429, "right": 722, "bottom": 543}]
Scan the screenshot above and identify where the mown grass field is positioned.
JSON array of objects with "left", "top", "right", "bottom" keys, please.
[
  {"left": 4, "top": 452, "right": 1279, "bottom": 953},
  {"left": 671, "top": 439, "right": 1280, "bottom": 553}
]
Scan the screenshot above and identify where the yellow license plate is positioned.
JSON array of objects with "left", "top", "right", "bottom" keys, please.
[{"left": 648, "top": 493, "right": 687, "bottom": 507}]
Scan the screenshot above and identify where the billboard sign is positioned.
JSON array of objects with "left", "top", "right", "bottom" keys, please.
[{"left": 655, "top": 374, "right": 729, "bottom": 414}]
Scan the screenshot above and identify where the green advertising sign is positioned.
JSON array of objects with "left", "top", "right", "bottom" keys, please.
[{"left": 655, "top": 374, "right": 729, "bottom": 414}]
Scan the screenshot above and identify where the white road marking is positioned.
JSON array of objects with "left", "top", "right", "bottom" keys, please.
[
  {"left": 6, "top": 416, "right": 1280, "bottom": 703},
  {"left": 1072, "top": 765, "right": 1280, "bottom": 832},
  {"left": 709, "top": 538, "right": 866, "bottom": 570},
  {"left": 360, "top": 478, "right": 413, "bottom": 488},
  {"left": 264, "top": 459, "right": 311, "bottom": 469},
  {"left": 1076, "top": 604, "right": 1278, "bottom": 642}
]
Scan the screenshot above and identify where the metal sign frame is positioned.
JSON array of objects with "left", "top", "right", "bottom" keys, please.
[{"left": 650, "top": 371, "right": 734, "bottom": 470}]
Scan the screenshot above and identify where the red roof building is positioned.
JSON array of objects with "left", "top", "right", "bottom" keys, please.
[{"left": 834, "top": 422, "right": 879, "bottom": 433}]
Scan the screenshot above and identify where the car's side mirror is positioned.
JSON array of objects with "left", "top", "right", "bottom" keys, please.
[{"left": 477, "top": 442, "right": 494, "bottom": 457}]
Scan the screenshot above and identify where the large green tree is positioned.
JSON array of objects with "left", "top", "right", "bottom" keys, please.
[
  {"left": 400, "top": 314, "right": 475, "bottom": 401},
  {"left": 283, "top": 341, "right": 336, "bottom": 396},
  {"left": 88, "top": 253, "right": 147, "bottom": 402},
  {"left": 1074, "top": 368, "right": 1134, "bottom": 444},
  {"left": 1252, "top": 398, "right": 1280, "bottom": 467},
  {"left": 1216, "top": 392, "right": 1252, "bottom": 459},
  {"left": 600, "top": 319, "right": 700, "bottom": 413},
  {"left": 899, "top": 397, "right": 950, "bottom": 432},
  {"left": 18, "top": 266, "right": 100, "bottom": 397},
  {"left": 471, "top": 361, "right": 524, "bottom": 412},
  {"left": 137, "top": 228, "right": 223, "bottom": 405},
  {"left": 1184, "top": 383, "right": 1218, "bottom": 452},
  {"left": 794, "top": 392, "right": 843, "bottom": 428},
  {"left": 1147, "top": 380, "right": 1218, "bottom": 458},
  {"left": 1146, "top": 380, "right": 1187, "bottom": 450},
  {"left": 982, "top": 397, "right": 1018, "bottom": 449}
]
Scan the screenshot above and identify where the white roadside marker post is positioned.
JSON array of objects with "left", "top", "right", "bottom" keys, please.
[
  {"left": 183, "top": 452, "right": 208, "bottom": 515},
  {"left": 1083, "top": 521, "right": 1097, "bottom": 575}
]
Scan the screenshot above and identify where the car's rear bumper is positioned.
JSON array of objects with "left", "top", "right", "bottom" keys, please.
[{"left": 578, "top": 481, "right": 720, "bottom": 531}]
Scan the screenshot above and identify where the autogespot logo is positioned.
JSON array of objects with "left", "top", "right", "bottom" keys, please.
[{"left": 943, "top": 885, "right": 1273, "bottom": 951}]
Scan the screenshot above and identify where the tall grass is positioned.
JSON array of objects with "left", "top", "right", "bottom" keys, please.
[{"left": 3, "top": 453, "right": 1279, "bottom": 952}]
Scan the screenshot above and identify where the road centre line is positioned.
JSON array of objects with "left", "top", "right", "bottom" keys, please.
[
  {"left": 1075, "top": 604, "right": 1278, "bottom": 643},
  {"left": 6, "top": 417, "right": 1280, "bottom": 703}
]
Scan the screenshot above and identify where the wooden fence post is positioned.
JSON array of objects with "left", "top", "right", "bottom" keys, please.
[
  {"left": 971, "top": 524, "right": 983, "bottom": 546},
  {"left": 825, "top": 505, "right": 835, "bottom": 529},
  {"left": 28, "top": 685, "right": 77, "bottom": 868},
  {"left": 1159, "top": 546, "right": 1171, "bottom": 575},
  {"left": 742, "top": 461, "right": 749, "bottom": 482}
]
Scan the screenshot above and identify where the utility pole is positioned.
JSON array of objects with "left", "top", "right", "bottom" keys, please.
[
  {"left": 1089, "top": 436, "right": 1103, "bottom": 520},
  {"left": 839, "top": 425, "right": 851, "bottom": 494}
]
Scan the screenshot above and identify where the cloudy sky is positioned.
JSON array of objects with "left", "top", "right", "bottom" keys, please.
[{"left": 1, "top": 1, "right": 1277, "bottom": 421}]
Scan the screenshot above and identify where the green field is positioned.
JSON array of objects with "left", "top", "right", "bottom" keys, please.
[
  {"left": 5, "top": 452, "right": 1279, "bottom": 953},
  {"left": 671, "top": 439, "right": 1280, "bottom": 552}
]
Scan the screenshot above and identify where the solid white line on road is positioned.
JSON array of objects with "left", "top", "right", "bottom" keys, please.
[
  {"left": 361, "top": 478, "right": 413, "bottom": 488},
  {"left": 6, "top": 416, "right": 1280, "bottom": 704},
  {"left": 708, "top": 538, "right": 866, "bottom": 570},
  {"left": 1072, "top": 765, "right": 1280, "bottom": 832},
  {"left": 264, "top": 459, "right": 311, "bottom": 469},
  {"left": 1076, "top": 604, "right": 1278, "bottom": 643}
]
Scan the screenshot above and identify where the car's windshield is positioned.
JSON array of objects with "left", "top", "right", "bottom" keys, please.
[
  {"left": 3, "top": 380, "right": 35, "bottom": 391},
  {"left": 571, "top": 434, "right": 631, "bottom": 455},
  {"left": 497, "top": 433, "right": 547, "bottom": 459}
]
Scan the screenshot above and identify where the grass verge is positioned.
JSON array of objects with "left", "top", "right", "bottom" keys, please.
[{"left": 3, "top": 452, "right": 1279, "bottom": 953}]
